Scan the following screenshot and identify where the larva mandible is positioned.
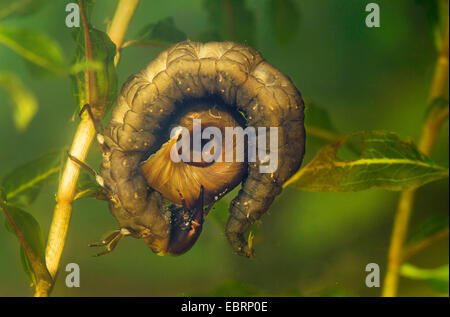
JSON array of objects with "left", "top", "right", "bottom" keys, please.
[{"left": 97, "top": 40, "right": 305, "bottom": 258}]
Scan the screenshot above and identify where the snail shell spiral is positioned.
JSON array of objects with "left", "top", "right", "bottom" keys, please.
[
  {"left": 140, "top": 104, "right": 246, "bottom": 209},
  {"left": 100, "top": 40, "right": 305, "bottom": 257}
]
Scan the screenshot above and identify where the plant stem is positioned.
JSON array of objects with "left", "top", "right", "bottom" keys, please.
[
  {"left": 108, "top": 0, "right": 140, "bottom": 66},
  {"left": 36, "top": 0, "right": 139, "bottom": 297},
  {"left": 43, "top": 119, "right": 96, "bottom": 280},
  {"left": 402, "top": 228, "right": 449, "bottom": 262},
  {"left": 382, "top": 21, "right": 449, "bottom": 297},
  {"left": 0, "top": 200, "right": 53, "bottom": 296}
]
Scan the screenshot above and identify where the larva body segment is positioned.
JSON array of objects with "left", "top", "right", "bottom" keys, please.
[{"left": 100, "top": 41, "right": 305, "bottom": 257}]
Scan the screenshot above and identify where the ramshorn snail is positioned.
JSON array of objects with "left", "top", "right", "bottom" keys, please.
[{"left": 87, "top": 40, "right": 305, "bottom": 258}]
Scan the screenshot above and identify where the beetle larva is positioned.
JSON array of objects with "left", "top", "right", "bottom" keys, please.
[{"left": 98, "top": 40, "right": 305, "bottom": 258}]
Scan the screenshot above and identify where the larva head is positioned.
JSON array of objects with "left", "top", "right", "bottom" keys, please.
[
  {"left": 139, "top": 185, "right": 208, "bottom": 256},
  {"left": 165, "top": 186, "right": 207, "bottom": 255}
]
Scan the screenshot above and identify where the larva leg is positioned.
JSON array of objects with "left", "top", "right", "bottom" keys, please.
[
  {"left": 88, "top": 229, "right": 124, "bottom": 257},
  {"left": 68, "top": 152, "right": 114, "bottom": 200}
]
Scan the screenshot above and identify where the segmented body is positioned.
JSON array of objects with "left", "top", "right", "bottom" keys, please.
[{"left": 100, "top": 41, "right": 305, "bottom": 257}]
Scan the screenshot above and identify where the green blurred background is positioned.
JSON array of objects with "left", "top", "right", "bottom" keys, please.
[{"left": 0, "top": 0, "right": 448, "bottom": 296}]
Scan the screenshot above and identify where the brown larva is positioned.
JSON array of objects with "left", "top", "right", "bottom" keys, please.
[{"left": 91, "top": 41, "right": 305, "bottom": 258}]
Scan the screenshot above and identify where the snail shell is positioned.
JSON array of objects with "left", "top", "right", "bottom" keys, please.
[
  {"left": 140, "top": 104, "right": 246, "bottom": 209},
  {"left": 100, "top": 41, "right": 305, "bottom": 257}
]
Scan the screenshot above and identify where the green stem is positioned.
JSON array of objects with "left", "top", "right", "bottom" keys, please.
[
  {"left": 382, "top": 20, "right": 449, "bottom": 297},
  {"left": 107, "top": 0, "right": 140, "bottom": 66},
  {"left": 402, "top": 228, "right": 449, "bottom": 262},
  {"left": 36, "top": 0, "right": 140, "bottom": 297}
]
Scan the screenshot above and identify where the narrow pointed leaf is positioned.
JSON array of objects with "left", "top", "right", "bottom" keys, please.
[
  {"left": 4, "top": 205, "right": 45, "bottom": 284},
  {"left": 0, "top": 71, "right": 38, "bottom": 132},
  {"left": 400, "top": 263, "right": 449, "bottom": 293},
  {"left": 0, "top": 25, "right": 66, "bottom": 76},
  {"left": 19, "top": 246, "right": 36, "bottom": 284},
  {"left": 71, "top": 26, "right": 117, "bottom": 117},
  {"left": 2, "top": 150, "right": 63, "bottom": 206},
  {"left": 285, "top": 131, "right": 449, "bottom": 191},
  {"left": 0, "top": 0, "right": 49, "bottom": 19}
]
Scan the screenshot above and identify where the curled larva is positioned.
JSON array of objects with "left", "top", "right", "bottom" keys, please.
[{"left": 99, "top": 40, "right": 305, "bottom": 257}]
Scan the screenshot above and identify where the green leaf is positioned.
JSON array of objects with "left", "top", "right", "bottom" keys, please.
[
  {"left": 69, "top": 60, "right": 103, "bottom": 75},
  {"left": 0, "top": 71, "right": 38, "bottom": 132},
  {"left": 2, "top": 150, "right": 63, "bottom": 206},
  {"left": 285, "top": 131, "right": 449, "bottom": 192},
  {"left": 201, "top": 0, "right": 255, "bottom": 45},
  {"left": 78, "top": 0, "right": 96, "bottom": 20},
  {"left": 19, "top": 245, "right": 36, "bottom": 284},
  {"left": 268, "top": 0, "right": 300, "bottom": 45},
  {"left": 74, "top": 171, "right": 103, "bottom": 200},
  {"left": 408, "top": 216, "right": 449, "bottom": 245},
  {"left": 0, "top": 25, "right": 66, "bottom": 76},
  {"left": 71, "top": 26, "right": 117, "bottom": 116},
  {"left": 132, "top": 17, "right": 187, "bottom": 47},
  {"left": 400, "top": 263, "right": 449, "bottom": 293},
  {"left": 0, "top": 0, "right": 49, "bottom": 20},
  {"left": 4, "top": 205, "right": 45, "bottom": 284}
]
